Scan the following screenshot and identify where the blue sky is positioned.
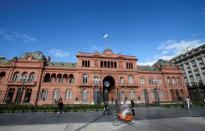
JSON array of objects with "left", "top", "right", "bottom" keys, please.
[{"left": 0, "top": 0, "right": 205, "bottom": 65}]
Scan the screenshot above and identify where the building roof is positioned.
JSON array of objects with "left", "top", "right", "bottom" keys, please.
[
  {"left": 46, "top": 62, "right": 77, "bottom": 67},
  {"left": 19, "top": 51, "right": 46, "bottom": 60},
  {"left": 137, "top": 65, "right": 160, "bottom": 71},
  {"left": 153, "top": 59, "right": 176, "bottom": 67},
  {"left": 0, "top": 58, "right": 10, "bottom": 65}
]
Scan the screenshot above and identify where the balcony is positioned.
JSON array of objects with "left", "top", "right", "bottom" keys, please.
[
  {"left": 79, "top": 82, "right": 93, "bottom": 88},
  {"left": 7, "top": 81, "right": 37, "bottom": 86},
  {"left": 117, "top": 83, "right": 138, "bottom": 88}
]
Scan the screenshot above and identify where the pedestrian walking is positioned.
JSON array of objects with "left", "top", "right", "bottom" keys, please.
[
  {"left": 102, "top": 101, "right": 111, "bottom": 117},
  {"left": 57, "top": 98, "right": 64, "bottom": 114},
  {"left": 130, "top": 100, "right": 135, "bottom": 116},
  {"left": 184, "top": 96, "right": 190, "bottom": 109}
]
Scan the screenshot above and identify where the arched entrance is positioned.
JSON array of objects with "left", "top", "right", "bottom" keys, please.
[{"left": 103, "top": 76, "right": 115, "bottom": 102}]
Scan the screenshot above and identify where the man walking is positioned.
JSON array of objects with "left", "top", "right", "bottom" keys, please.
[
  {"left": 130, "top": 100, "right": 135, "bottom": 116},
  {"left": 184, "top": 96, "right": 190, "bottom": 109},
  {"left": 102, "top": 101, "right": 111, "bottom": 117},
  {"left": 57, "top": 99, "right": 64, "bottom": 114}
]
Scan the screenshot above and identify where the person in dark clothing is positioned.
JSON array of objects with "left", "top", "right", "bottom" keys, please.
[
  {"left": 130, "top": 100, "right": 135, "bottom": 116},
  {"left": 57, "top": 99, "right": 64, "bottom": 114},
  {"left": 102, "top": 101, "right": 111, "bottom": 117}
]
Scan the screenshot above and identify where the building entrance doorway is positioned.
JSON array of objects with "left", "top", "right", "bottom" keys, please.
[{"left": 103, "top": 76, "right": 115, "bottom": 102}]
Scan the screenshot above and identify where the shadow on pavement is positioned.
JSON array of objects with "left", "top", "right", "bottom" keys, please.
[{"left": 0, "top": 107, "right": 205, "bottom": 126}]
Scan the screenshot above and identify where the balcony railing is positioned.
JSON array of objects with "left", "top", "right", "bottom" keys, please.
[
  {"left": 7, "top": 81, "right": 37, "bottom": 86},
  {"left": 79, "top": 82, "right": 93, "bottom": 87},
  {"left": 117, "top": 83, "right": 138, "bottom": 88}
]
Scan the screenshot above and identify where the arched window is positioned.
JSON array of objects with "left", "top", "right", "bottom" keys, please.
[
  {"left": 63, "top": 74, "right": 68, "bottom": 83},
  {"left": 114, "top": 62, "right": 117, "bottom": 68},
  {"left": 69, "top": 74, "right": 74, "bottom": 83},
  {"left": 82, "top": 60, "right": 85, "bottom": 67},
  {"left": 0, "top": 72, "right": 6, "bottom": 82},
  {"left": 29, "top": 73, "right": 35, "bottom": 82},
  {"left": 111, "top": 62, "right": 113, "bottom": 68},
  {"left": 167, "top": 77, "right": 171, "bottom": 85},
  {"left": 40, "top": 89, "right": 48, "bottom": 101},
  {"left": 129, "top": 75, "right": 133, "bottom": 84},
  {"left": 108, "top": 61, "right": 110, "bottom": 68},
  {"left": 57, "top": 74, "right": 63, "bottom": 83},
  {"left": 21, "top": 72, "right": 28, "bottom": 82},
  {"left": 83, "top": 74, "right": 88, "bottom": 83},
  {"left": 172, "top": 77, "right": 176, "bottom": 85},
  {"left": 13, "top": 72, "right": 20, "bottom": 81},
  {"left": 66, "top": 89, "right": 72, "bottom": 99},
  {"left": 82, "top": 89, "right": 87, "bottom": 101},
  {"left": 104, "top": 61, "right": 106, "bottom": 68},
  {"left": 85, "top": 61, "right": 87, "bottom": 67},
  {"left": 177, "top": 77, "right": 181, "bottom": 85},
  {"left": 51, "top": 74, "right": 56, "bottom": 83},
  {"left": 44, "top": 73, "right": 51, "bottom": 82},
  {"left": 100, "top": 61, "right": 103, "bottom": 67},
  {"left": 130, "top": 89, "right": 135, "bottom": 100}
]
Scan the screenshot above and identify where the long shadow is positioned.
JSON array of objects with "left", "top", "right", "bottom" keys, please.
[
  {"left": 0, "top": 107, "right": 205, "bottom": 126},
  {"left": 65, "top": 116, "right": 101, "bottom": 131}
]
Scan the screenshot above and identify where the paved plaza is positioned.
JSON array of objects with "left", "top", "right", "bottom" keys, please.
[{"left": 0, "top": 107, "right": 205, "bottom": 131}]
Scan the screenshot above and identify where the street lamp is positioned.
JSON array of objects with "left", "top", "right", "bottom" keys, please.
[
  {"left": 16, "top": 74, "right": 29, "bottom": 104},
  {"left": 93, "top": 77, "right": 101, "bottom": 104},
  {"left": 153, "top": 78, "right": 160, "bottom": 106},
  {"left": 193, "top": 79, "right": 202, "bottom": 102}
]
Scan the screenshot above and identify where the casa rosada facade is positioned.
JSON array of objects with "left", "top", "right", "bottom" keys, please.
[{"left": 0, "top": 49, "right": 188, "bottom": 105}]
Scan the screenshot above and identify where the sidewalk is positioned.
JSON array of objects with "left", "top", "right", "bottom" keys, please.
[{"left": 0, "top": 107, "right": 205, "bottom": 131}]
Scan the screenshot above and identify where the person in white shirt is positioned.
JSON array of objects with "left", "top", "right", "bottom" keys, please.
[{"left": 184, "top": 96, "right": 190, "bottom": 109}]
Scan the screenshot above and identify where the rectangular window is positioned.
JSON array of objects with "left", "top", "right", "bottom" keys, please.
[
  {"left": 66, "top": 90, "right": 72, "bottom": 99},
  {"left": 129, "top": 76, "right": 133, "bottom": 84},
  {"left": 172, "top": 78, "right": 176, "bottom": 85},
  {"left": 150, "top": 90, "right": 155, "bottom": 98},
  {"left": 149, "top": 78, "right": 153, "bottom": 85},
  {"left": 121, "top": 92, "right": 125, "bottom": 100},
  {"left": 140, "top": 78, "right": 145, "bottom": 84},
  {"left": 167, "top": 78, "right": 171, "bottom": 85},
  {"left": 120, "top": 77, "right": 124, "bottom": 84},
  {"left": 159, "top": 90, "right": 165, "bottom": 98},
  {"left": 130, "top": 90, "right": 134, "bottom": 100},
  {"left": 83, "top": 74, "right": 88, "bottom": 83}
]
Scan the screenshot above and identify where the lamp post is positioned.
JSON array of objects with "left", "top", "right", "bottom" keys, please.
[
  {"left": 93, "top": 77, "right": 101, "bottom": 104},
  {"left": 153, "top": 78, "right": 160, "bottom": 106},
  {"left": 17, "top": 75, "right": 29, "bottom": 104},
  {"left": 194, "top": 79, "right": 202, "bottom": 102}
]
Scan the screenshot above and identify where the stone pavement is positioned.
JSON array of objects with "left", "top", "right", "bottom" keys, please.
[{"left": 0, "top": 107, "right": 205, "bottom": 131}]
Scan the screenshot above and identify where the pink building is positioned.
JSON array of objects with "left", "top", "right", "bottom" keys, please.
[{"left": 0, "top": 49, "right": 188, "bottom": 105}]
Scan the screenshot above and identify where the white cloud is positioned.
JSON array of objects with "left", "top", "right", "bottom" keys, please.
[
  {"left": 0, "top": 30, "right": 36, "bottom": 43},
  {"left": 158, "top": 40, "right": 204, "bottom": 55},
  {"left": 138, "top": 60, "right": 157, "bottom": 66},
  {"left": 49, "top": 49, "right": 70, "bottom": 58},
  {"left": 138, "top": 39, "right": 204, "bottom": 66}
]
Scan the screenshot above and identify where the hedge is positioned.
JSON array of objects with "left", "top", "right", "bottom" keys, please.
[{"left": 0, "top": 104, "right": 104, "bottom": 113}]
